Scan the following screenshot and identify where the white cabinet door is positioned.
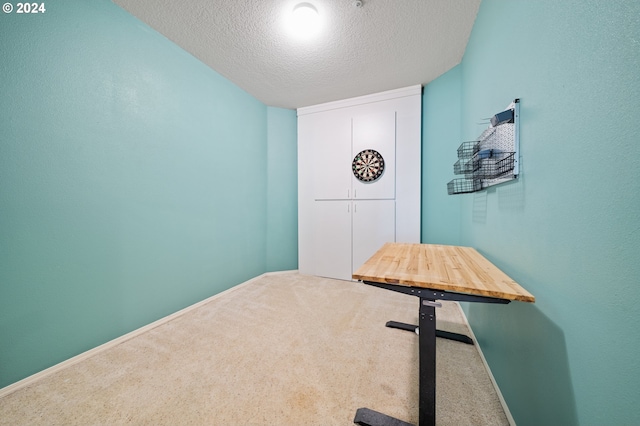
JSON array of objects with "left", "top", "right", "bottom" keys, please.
[
  {"left": 352, "top": 111, "right": 396, "bottom": 200},
  {"left": 352, "top": 200, "right": 396, "bottom": 274},
  {"left": 311, "top": 110, "right": 352, "bottom": 200},
  {"left": 313, "top": 200, "right": 352, "bottom": 280}
]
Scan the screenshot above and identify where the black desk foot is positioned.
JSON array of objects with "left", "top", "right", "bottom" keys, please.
[
  {"left": 386, "top": 321, "right": 474, "bottom": 345},
  {"left": 354, "top": 407, "right": 414, "bottom": 426},
  {"left": 436, "top": 329, "right": 473, "bottom": 345},
  {"left": 385, "top": 321, "right": 418, "bottom": 333}
]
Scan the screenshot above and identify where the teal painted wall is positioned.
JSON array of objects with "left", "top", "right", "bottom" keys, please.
[
  {"left": 0, "top": 0, "right": 297, "bottom": 388},
  {"left": 266, "top": 107, "right": 298, "bottom": 272},
  {"left": 424, "top": 0, "right": 640, "bottom": 424},
  {"left": 421, "top": 65, "right": 462, "bottom": 245}
]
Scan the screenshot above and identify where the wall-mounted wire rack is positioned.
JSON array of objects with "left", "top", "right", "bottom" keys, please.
[{"left": 447, "top": 99, "right": 520, "bottom": 195}]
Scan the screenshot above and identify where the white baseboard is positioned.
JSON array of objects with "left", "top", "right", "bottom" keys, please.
[
  {"left": 0, "top": 271, "right": 298, "bottom": 399},
  {"left": 454, "top": 301, "right": 517, "bottom": 426},
  {"left": 264, "top": 269, "right": 298, "bottom": 275}
]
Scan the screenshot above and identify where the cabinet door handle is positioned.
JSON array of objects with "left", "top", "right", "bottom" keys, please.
[
  {"left": 347, "top": 189, "right": 350, "bottom": 198},
  {"left": 354, "top": 189, "right": 357, "bottom": 198},
  {"left": 354, "top": 203, "right": 357, "bottom": 213},
  {"left": 347, "top": 203, "right": 350, "bottom": 213}
]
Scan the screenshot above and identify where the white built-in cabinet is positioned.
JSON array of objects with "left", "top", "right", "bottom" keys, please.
[{"left": 298, "top": 86, "right": 422, "bottom": 281}]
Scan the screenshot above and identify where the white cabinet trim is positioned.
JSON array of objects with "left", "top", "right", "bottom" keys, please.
[{"left": 297, "top": 85, "right": 422, "bottom": 116}]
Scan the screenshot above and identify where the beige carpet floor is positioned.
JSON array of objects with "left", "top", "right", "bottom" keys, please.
[{"left": 0, "top": 272, "right": 509, "bottom": 425}]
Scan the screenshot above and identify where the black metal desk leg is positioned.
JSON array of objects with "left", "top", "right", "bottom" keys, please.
[{"left": 419, "top": 299, "right": 437, "bottom": 426}]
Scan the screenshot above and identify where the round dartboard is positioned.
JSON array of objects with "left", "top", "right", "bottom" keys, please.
[{"left": 352, "top": 149, "right": 385, "bottom": 182}]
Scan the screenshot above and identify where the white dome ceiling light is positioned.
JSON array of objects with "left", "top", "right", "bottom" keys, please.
[{"left": 286, "top": 2, "right": 322, "bottom": 40}]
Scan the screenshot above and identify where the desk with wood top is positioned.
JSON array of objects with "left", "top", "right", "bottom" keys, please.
[{"left": 352, "top": 243, "right": 535, "bottom": 426}]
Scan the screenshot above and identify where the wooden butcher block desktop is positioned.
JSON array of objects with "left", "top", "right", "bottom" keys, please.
[
  {"left": 353, "top": 242, "right": 535, "bottom": 303},
  {"left": 352, "top": 242, "right": 534, "bottom": 426}
]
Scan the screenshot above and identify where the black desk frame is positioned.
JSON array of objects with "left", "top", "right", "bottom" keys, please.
[{"left": 354, "top": 281, "right": 510, "bottom": 426}]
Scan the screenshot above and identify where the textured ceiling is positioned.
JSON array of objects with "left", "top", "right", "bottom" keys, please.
[{"left": 112, "top": 0, "right": 481, "bottom": 109}]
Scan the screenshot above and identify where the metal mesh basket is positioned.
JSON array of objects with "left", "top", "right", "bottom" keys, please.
[
  {"left": 474, "top": 152, "right": 515, "bottom": 179},
  {"left": 456, "top": 141, "right": 480, "bottom": 159},
  {"left": 447, "top": 178, "right": 482, "bottom": 195},
  {"left": 494, "top": 152, "right": 516, "bottom": 176},
  {"left": 453, "top": 158, "right": 478, "bottom": 176}
]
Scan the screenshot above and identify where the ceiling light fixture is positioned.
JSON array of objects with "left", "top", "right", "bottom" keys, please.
[{"left": 287, "top": 2, "right": 321, "bottom": 40}]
